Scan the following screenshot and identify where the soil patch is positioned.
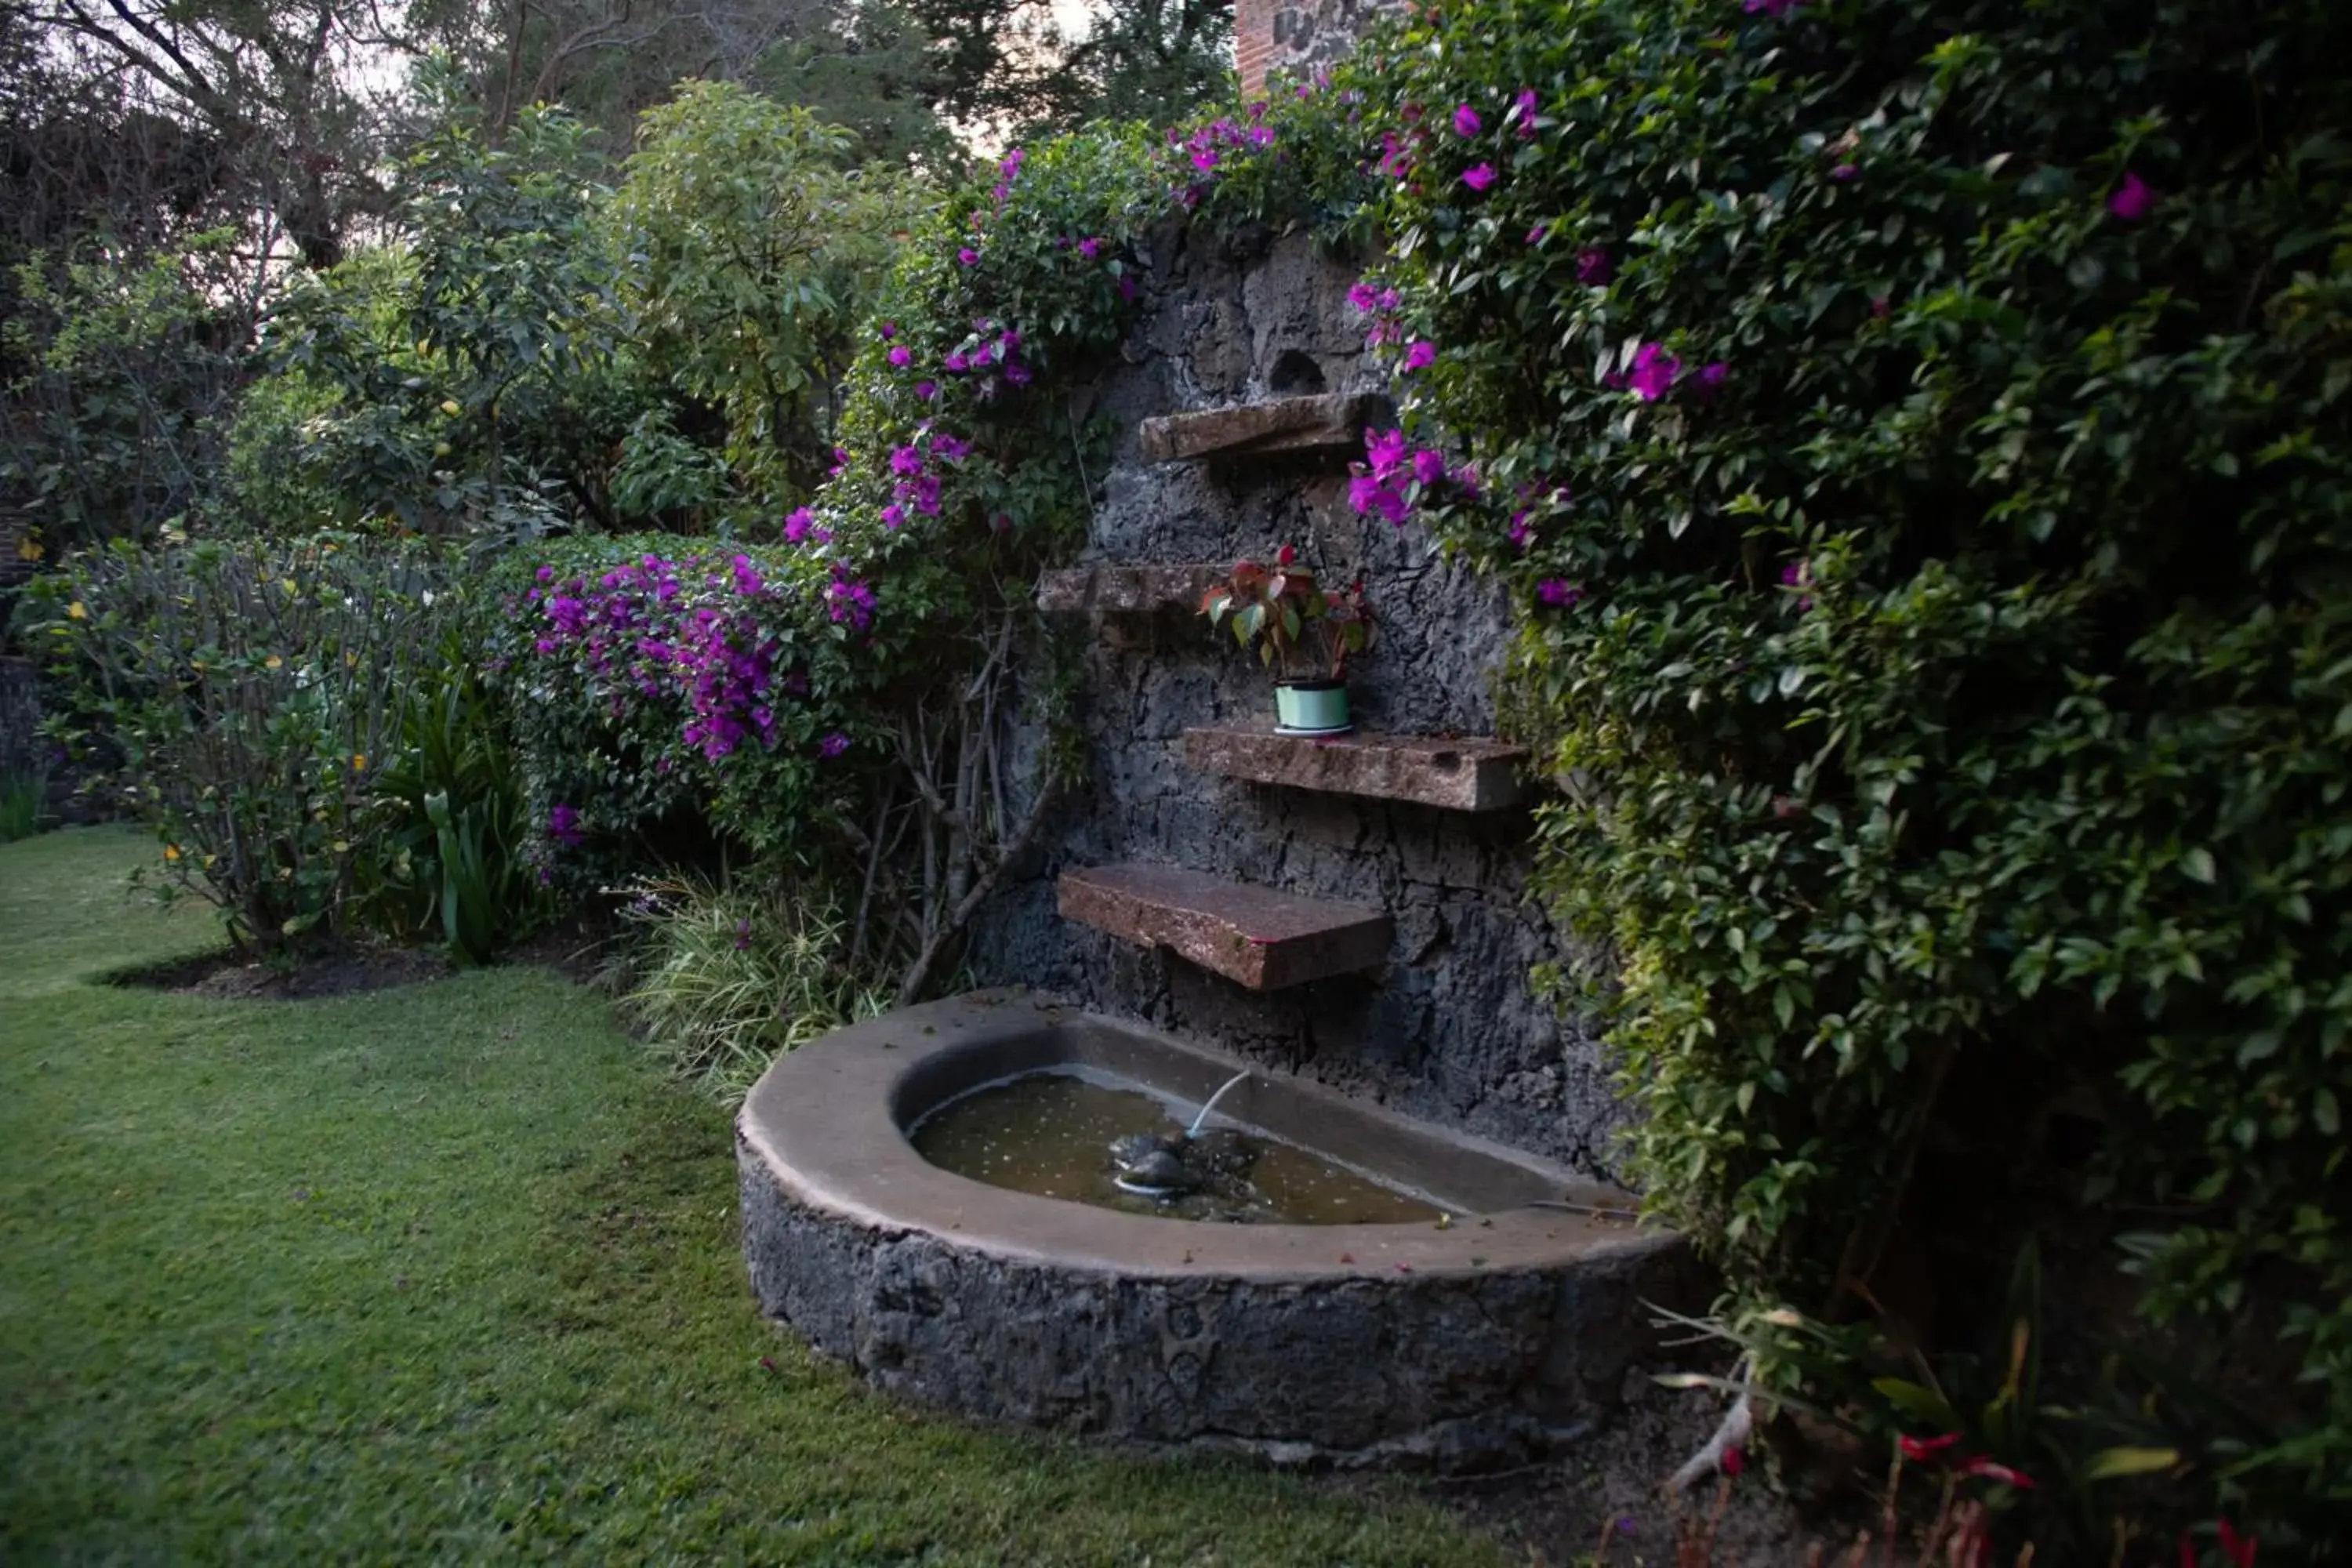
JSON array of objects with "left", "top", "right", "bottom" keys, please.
[{"left": 112, "top": 944, "right": 452, "bottom": 1000}]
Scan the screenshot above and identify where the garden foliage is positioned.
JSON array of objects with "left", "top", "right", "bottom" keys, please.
[
  {"left": 20, "top": 539, "right": 457, "bottom": 950},
  {"left": 1334, "top": 0, "right": 2352, "bottom": 1543},
  {"left": 20, "top": 539, "right": 543, "bottom": 963}
]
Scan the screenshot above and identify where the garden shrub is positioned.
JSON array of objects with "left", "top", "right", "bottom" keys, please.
[
  {"left": 1334, "top": 0, "right": 2352, "bottom": 1547},
  {"left": 20, "top": 537, "right": 466, "bottom": 953},
  {"left": 359, "top": 634, "right": 548, "bottom": 964},
  {"left": 488, "top": 129, "right": 1170, "bottom": 996},
  {"left": 612, "top": 873, "right": 886, "bottom": 1101}
]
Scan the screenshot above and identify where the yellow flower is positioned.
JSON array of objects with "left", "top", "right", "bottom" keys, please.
[
  {"left": 352, "top": 753, "right": 367, "bottom": 771},
  {"left": 440, "top": 399, "right": 462, "bottom": 416},
  {"left": 163, "top": 844, "right": 181, "bottom": 862},
  {"left": 67, "top": 601, "right": 86, "bottom": 620},
  {"left": 265, "top": 655, "right": 284, "bottom": 670},
  {"left": 16, "top": 535, "right": 42, "bottom": 561}
]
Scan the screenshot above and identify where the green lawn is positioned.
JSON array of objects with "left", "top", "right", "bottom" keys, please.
[{"left": 0, "top": 829, "right": 1509, "bottom": 1565}]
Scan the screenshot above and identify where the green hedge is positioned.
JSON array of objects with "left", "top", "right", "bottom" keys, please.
[{"left": 1341, "top": 0, "right": 2352, "bottom": 1543}]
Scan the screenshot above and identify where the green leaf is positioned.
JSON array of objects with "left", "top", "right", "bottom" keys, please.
[
  {"left": 2083, "top": 1446, "right": 2180, "bottom": 1481},
  {"left": 1871, "top": 1377, "right": 1959, "bottom": 1429}
]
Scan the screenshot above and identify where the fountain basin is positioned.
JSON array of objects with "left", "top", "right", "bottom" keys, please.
[{"left": 736, "top": 990, "right": 1699, "bottom": 1469}]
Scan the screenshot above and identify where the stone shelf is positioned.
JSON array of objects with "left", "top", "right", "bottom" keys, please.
[
  {"left": 1138, "top": 393, "right": 1376, "bottom": 464},
  {"left": 1035, "top": 563, "right": 1223, "bottom": 615},
  {"left": 1185, "top": 725, "right": 1527, "bottom": 812},
  {"left": 1058, "top": 862, "right": 1391, "bottom": 990}
]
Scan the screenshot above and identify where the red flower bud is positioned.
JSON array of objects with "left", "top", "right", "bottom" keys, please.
[
  {"left": 1721, "top": 1444, "right": 1745, "bottom": 1477},
  {"left": 1955, "top": 1454, "right": 2037, "bottom": 1489},
  {"left": 2218, "top": 1519, "right": 2258, "bottom": 1568},
  {"left": 1277, "top": 543, "right": 1298, "bottom": 566},
  {"left": 1898, "top": 1431, "right": 1962, "bottom": 1462}
]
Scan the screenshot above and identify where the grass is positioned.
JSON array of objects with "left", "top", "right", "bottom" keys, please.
[{"left": 0, "top": 829, "right": 1510, "bottom": 1565}]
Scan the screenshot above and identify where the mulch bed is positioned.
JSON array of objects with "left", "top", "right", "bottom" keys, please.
[{"left": 108, "top": 913, "right": 622, "bottom": 1001}]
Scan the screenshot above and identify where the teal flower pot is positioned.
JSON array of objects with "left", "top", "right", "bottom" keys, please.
[{"left": 1275, "top": 680, "right": 1351, "bottom": 735}]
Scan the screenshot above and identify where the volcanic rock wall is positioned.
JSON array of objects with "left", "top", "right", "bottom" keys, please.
[{"left": 967, "top": 220, "right": 1629, "bottom": 1177}]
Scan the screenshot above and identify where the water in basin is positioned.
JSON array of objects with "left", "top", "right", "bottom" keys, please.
[{"left": 911, "top": 1069, "right": 1445, "bottom": 1225}]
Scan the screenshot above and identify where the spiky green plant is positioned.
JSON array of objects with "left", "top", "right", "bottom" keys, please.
[
  {"left": 0, "top": 772, "right": 46, "bottom": 844},
  {"left": 615, "top": 873, "right": 884, "bottom": 1102}
]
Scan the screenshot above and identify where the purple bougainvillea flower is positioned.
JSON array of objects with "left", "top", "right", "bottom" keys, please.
[
  {"left": 2108, "top": 171, "right": 2157, "bottom": 222},
  {"left": 1696, "top": 361, "right": 1729, "bottom": 396},
  {"left": 1526, "top": 224, "right": 1548, "bottom": 245},
  {"left": 1079, "top": 237, "right": 1102, "bottom": 259},
  {"left": 1627, "top": 343, "right": 1682, "bottom": 401},
  {"left": 535, "top": 564, "right": 554, "bottom": 583},
  {"left": 887, "top": 345, "right": 912, "bottom": 368},
  {"left": 1452, "top": 104, "right": 1481, "bottom": 137},
  {"left": 548, "top": 804, "right": 584, "bottom": 847},
  {"left": 957, "top": 246, "right": 980, "bottom": 266},
  {"left": 1830, "top": 162, "right": 1858, "bottom": 182},
  {"left": 1365, "top": 426, "right": 1410, "bottom": 478},
  {"left": 933, "top": 434, "right": 971, "bottom": 462},
  {"left": 1512, "top": 88, "right": 1539, "bottom": 136},
  {"left": 890, "top": 445, "right": 924, "bottom": 476},
  {"left": 881, "top": 503, "right": 905, "bottom": 529},
  {"left": 819, "top": 731, "right": 851, "bottom": 759},
  {"left": 1577, "top": 247, "right": 1614, "bottom": 285},
  {"left": 944, "top": 352, "right": 969, "bottom": 374},
  {"left": 1744, "top": 0, "right": 1798, "bottom": 15},
  {"left": 1004, "top": 361, "right": 1033, "bottom": 387},
  {"left": 1116, "top": 275, "right": 1140, "bottom": 302},
  {"left": 1780, "top": 560, "right": 1814, "bottom": 612},
  {"left": 1536, "top": 579, "right": 1584, "bottom": 608},
  {"left": 1347, "top": 281, "right": 1381, "bottom": 311},
  {"left": 1411, "top": 448, "right": 1447, "bottom": 487},
  {"left": 1508, "top": 510, "right": 1534, "bottom": 550},
  {"left": 1402, "top": 339, "right": 1437, "bottom": 373},
  {"left": 916, "top": 379, "right": 938, "bottom": 401},
  {"left": 879, "top": 322, "right": 896, "bottom": 340},
  {"left": 1461, "top": 162, "right": 1497, "bottom": 192},
  {"left": 1348, "top": 474, "right": 1409, "bottom": 525}
]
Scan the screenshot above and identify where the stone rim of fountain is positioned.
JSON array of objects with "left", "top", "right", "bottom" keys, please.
[{"left": 739, "top": 989, "right": 1664, "bottom": 1281}]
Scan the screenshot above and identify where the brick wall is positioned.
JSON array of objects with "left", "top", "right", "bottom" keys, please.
[
  {"left": 1235, "top": 0, "right": 1398, "bottom": 98},
  {"left": 1236, "top": 0, "right": 1279, "bottom": 96}
]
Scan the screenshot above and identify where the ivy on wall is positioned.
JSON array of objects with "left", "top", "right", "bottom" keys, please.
[{"left": 1328, "top": 0, "right": 2352, "bottom": 1546}]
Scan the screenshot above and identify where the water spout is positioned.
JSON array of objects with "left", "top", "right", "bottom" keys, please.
[{"left": 1186, "top": 1071, "right": 1251, "bottom": 1140}]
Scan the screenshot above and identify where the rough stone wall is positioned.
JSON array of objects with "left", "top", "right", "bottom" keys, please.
[{"left": 967, "top": 220, "right": 1630, "bottom": 1178}]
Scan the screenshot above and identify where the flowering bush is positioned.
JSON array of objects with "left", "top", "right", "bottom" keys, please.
[
  {"left": 482, "top": 536, "right": 870, "bottom": 885},
  {"left": 1338, "top": 0, "right": 2352, "bottom": 1550},
  {"left": 485, "top": 129, "right": 1174, "bottom": 995}
]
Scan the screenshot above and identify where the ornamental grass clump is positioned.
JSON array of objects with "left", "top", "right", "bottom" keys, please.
[
  {"left": 1334, "top": 0, "right": 2352, "bottom": 1550},
  {"left": 614, "top": 874, "right": 885, "bottom": 1102}
]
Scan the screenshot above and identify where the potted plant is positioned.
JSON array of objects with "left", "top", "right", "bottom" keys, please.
[{"left": 1199, "top": 544, "right": 1374, "bottom": 735}]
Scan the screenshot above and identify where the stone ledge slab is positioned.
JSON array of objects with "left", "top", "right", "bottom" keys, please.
[
  {"left": 1036, "top": 563, "right": 1224, "bottom": 615},
  {"left": 1138, "top": 393, "right": 1376, "bottom": 463},
  {"left": 1185, "top": 725, "right": 1527, "bottom": 811},
  {"left": 1058, "top": 862, "right": 1391, "bottom": 989}
]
